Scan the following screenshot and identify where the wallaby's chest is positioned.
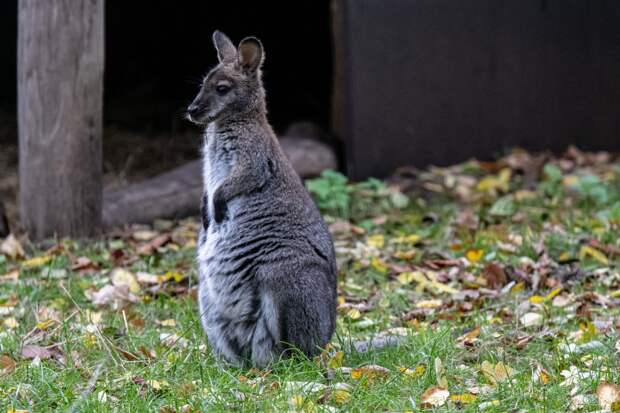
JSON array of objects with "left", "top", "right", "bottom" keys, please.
[{"left": 202, "top": 129, "right": 239, "bottom": 195}]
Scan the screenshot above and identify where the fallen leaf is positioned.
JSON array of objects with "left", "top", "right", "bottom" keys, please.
[
  {"left": 597, "top": 382, "right": 620, "bottom": 411},
  {"left": 435, "top": 357, "right": 448, "bottom": 388},
  {"left": 3, "top": 317, "right": 18, "bottom": 329},
  {"left": 0, "top": 269, "right": 19, "bottom": 283},
  {"left": 156, "top": 319, "right": 177, "bottom": 327},
  {"left": 579, "top": 245, "right": 609, "bottom": 266},
  {"left": 159, "top": 333, "right": 188, "bottom": 349},
  {"left": 346, "top": 308, "right": 361, "bottom": 320},
  {"left": 400, "top": 364, "right": 426, "bottom": 378},
  {"left": 88, "top": 284, "right": 140, "bottom": 308},
  {"left": 520, "top": 312, "right": 543, "bottom": 328},
  {"left": 0, "top": 354, "right": 16, "bottom": 376},
  {"left": 466, "top": 249, "right": 484, "bottom": 263},
  {"left": 450, "top": 393, "right": 477, "bottom": 404},
  {"left": 0, "top": 234, "right": 24, "bottom": 259},
  {"left": 21, "top": 345, "right": 54, "bottom": 360},
  {"left": 482, "top": 263, "right": 507, "bottom": 289},
  {"left": 111, "top": 268, "right": 141, "bottom": 294},
  {"left": 415, "top": 299, "right": 443, "bottom": 309},
  {"left": 22, "top": 255, "right": 52, "bottom": 268},
  {"left": 420, "top": 386, "right": 449, "bottom": 408},
  {"left": 367, "top": 234, "right": 385, "bottom": 249},
  {"left": 132, "top": 230, "right": 159, "bottom": 242},
  {"left": 351, "top": 364, "right": 390, "bottom": 382},
  {"left": 480, "top": 361, "right": 515, "bottom": 385}
]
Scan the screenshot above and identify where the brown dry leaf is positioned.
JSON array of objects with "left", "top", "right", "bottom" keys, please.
[
  {"left": 0, "top": 354, "right": 16, "bottom": 376},
  {"left": 71, "top": 256, "right": 96, "bottom": 272},
  {"left": 351, "top": 364, "right": 390, "bottom": 382},
  {"left": 137, "top": 234, "right": 171, "bottom": 256},
  {"left": 132, "top": 229, "right": 159, "bottom": 242},
  {"left": 480, "top": 361, "right": 515, "bottom": 385},
  {"left": 0, "top": 234, "right": 25, "bottom": 259},
  {"left": 0, "top": 269, "right": 19, "bottom": 283},
  {"left": 482, "top": 263, "right": 507, "bottom": 289},
  {"left": 420, "top": 386, "right": 450, "bottom": 408},
  {"left": 88, "top": 284, "right": 140, "bottom": 308},
  {"left": 21, "top": 345, "right": 55, "bottom": 360},
  {"left": 597, "top": 382, "right": 620, "bottom": 411}
]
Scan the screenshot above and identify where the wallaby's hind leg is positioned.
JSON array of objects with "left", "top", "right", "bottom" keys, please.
[{"left": 267, "top": 267, "right": 336, "bottom": 359}]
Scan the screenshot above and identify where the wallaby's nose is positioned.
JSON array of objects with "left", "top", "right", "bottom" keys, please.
[{"left": 187, "top": 104, "right": 200, "bottom": 116}]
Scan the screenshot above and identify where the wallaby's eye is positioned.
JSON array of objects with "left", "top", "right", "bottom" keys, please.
[{"left": 216, "top": 84, "right": 231, "bottom": 95}]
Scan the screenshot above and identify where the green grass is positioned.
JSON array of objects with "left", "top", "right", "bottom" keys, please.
[{"left": 1, "top": 149, "right": 620, "bottom": 412}]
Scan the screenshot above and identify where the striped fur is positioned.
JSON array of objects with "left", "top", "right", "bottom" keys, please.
[{"left": 190, "top": 32, "right": 337, "bottom": 368}]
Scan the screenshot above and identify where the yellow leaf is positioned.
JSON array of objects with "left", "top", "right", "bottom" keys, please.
[
  {"left": 36, "top": 319, "right": 55, "bottom": 330},
  {"left": 327, "top": 351, "right": 344, "bottom": 369},
  {"left": 346, "top": 309, "right": 361, "bottom": 320},
  {"left": 393, "top": 249, "right": 416, "bottom": 260},
  {"left": 545, "top": 287, "right": 562, "bottom": 300},
  {"left": 288, "top": 395, "right": 305, "bottom": 409},
  {"left": 450, "top": 394, "right": 477, "bottom": 404},
  {"left": 397, "top": 272, "right": 416, "bottom": 284},
  {"left": 337, "top": 296, "right": 346, "bottom": 306},
  {"left": 511, "top": 281, "right": 525, "bottom": 294},
  {"left": 400, "top": 364, "right": 426, "bottom": 378},
  {"left": 558, "top": 251, "right": 571, "bottom": 261},
  {"left": 367, "top": 234, "right": 385, "bottom": 249},
  {"left": 529, "top": 295, "right": 546, "bottom": 304},
  {"left": 3, "top": 317, "right": 19, "bottom": 329},
  {"left": 333, "top": 389, "right": 351, "bottom": 404},
  {"left": 466, "top": 249, "right": 484, "bottom": 263},
  {"left": 416, "top": 299, "right": 442, "bottom": 309},
  {"left": 579, "top": 246, "right": 609, "bottom": 266},
  {"left": 420, "top": 386, "right": 449, "bottom": 408},
  {"left": 163, "top": 271, "right": 185, "bottom": 283},
  {"left": 157, "top": 319, "right": 176, "bottom": 327},
  {"left": 7, "top": 409, "right": 30, "bottom": 413},
  {"left": 370, "top": 258, "right": 388, "bottom": 274},
  {"left": 392, "top": 234, "right": 421, "bottom": 245},
  {"left": 22, "top": 255, "right": 52, "bottom": 268}
]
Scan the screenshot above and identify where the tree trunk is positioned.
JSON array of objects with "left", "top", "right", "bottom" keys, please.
[{"left": 18, "top": 0, "right": 104, "bottom": 239}]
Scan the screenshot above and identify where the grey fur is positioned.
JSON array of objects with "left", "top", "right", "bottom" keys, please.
[{"left": 187, "top": 31, "right": 337, "bottom": 368}]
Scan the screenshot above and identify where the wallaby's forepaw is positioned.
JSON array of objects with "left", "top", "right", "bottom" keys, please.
[
  {"left": 201, "top": 193, "right": 210, "bottom": 230},
  {"left": 213, "top": 192, "right": 228, "bottom": 224}
]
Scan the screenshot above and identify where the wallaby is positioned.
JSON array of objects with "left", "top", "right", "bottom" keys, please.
[{"left": 186, "top": 31, "right": 337, "bottom": 368}]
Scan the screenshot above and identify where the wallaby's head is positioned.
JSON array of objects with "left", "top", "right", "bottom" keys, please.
[{"left": 187, "top": 31, "right": 265, "bottom": 125}]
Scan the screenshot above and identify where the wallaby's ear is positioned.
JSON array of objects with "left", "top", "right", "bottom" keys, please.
[
  {"left": 212, "top": 31, "right": 236, "bottom": 63},
  {"left": 238, "top": 37, "right": 264, "bottom": 73}
]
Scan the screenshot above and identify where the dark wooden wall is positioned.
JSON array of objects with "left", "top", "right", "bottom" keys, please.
[{"left": 333, "top": 0, "right": 620, "bottom": 179}]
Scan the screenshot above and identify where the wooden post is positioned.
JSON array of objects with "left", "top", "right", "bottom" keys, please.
[{"left": 18, "top": 0, "right": 104, "bottom": 239}]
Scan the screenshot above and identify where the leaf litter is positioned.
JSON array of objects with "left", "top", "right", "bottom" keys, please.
[{"left": 0, "top": 147, "right": 620, "bottom": 410}]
